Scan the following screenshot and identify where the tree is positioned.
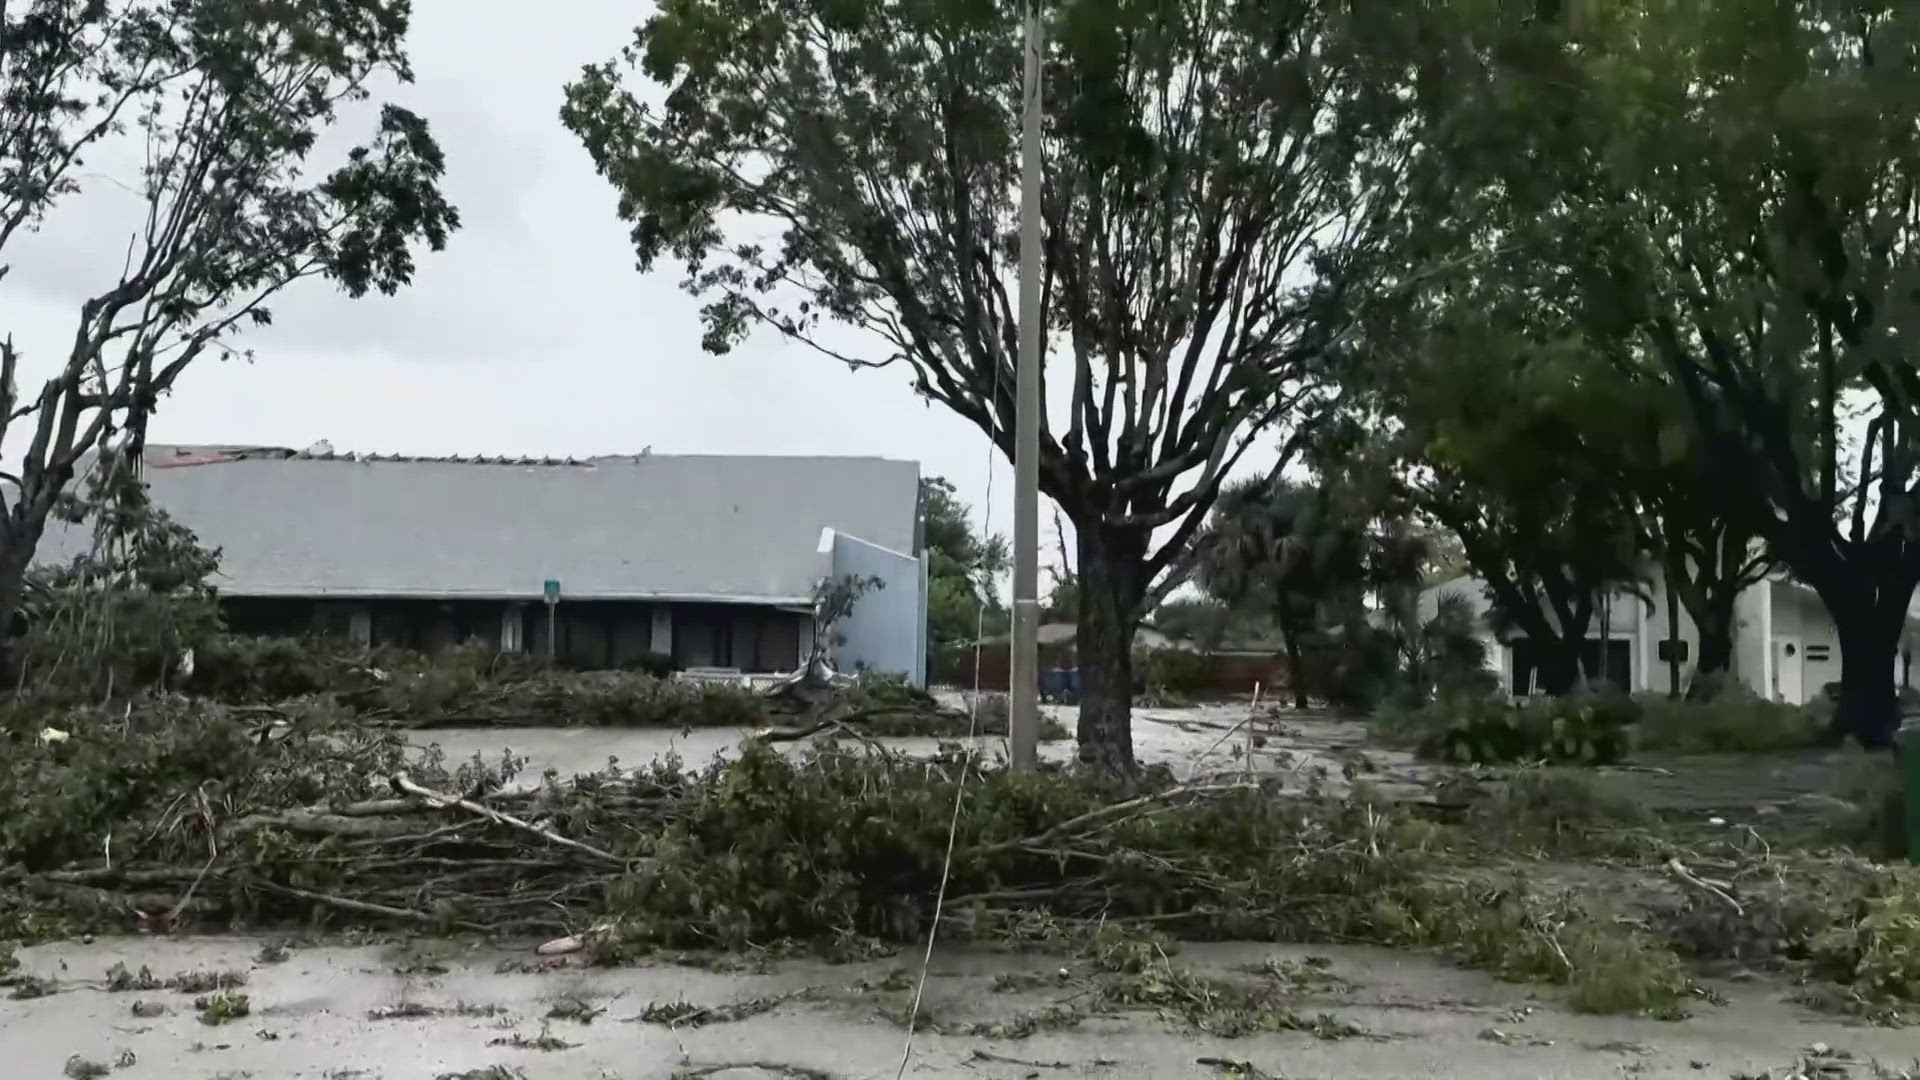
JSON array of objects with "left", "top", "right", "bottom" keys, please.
[
  {"left": 1585, "top": 376, "right": 1773, "bottom": 695},
  {"left": 563, "top": 0, "right": 1422, "bottom": 771},
  {"left": 1196, "top": 478, "right": 1365, "bottom": 708},
  {"left": 0, "top": 0, "right": 459, "bottom": 679},
  {"left": 1376, "top": 300, "right": 1646, "bottom": 695},
  {"left": 1147, "top": 595, "right": 1258, "bottom": 653},
  {"left": 920, "top": 476, "right": 1008, "bottom": 654},
  {"left": 1418, "top": 1, "right": 1920, "bottom": 745}
]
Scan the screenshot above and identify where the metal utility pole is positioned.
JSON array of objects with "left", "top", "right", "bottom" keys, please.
[{"left": 1008, "top": 0, "right": 1044, "bottom": 772}]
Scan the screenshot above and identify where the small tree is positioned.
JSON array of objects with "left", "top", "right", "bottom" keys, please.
[
  {"left": 14, "top": 447, "right": 223, "bottom": 704},
  {"left": 920, "top": 476, "right": 1008, "bottom": 654},
  {"left": 0, "top": 0, "right": 458, "bottom": 680},
  {"left": 563, "top": 0, "right": 1423, "bottom": 771},
  {"left": 809, "top": 572, "right": 885, "bottom": 673}
]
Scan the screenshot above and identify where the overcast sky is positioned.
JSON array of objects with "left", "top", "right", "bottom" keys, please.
[{"left": 6, "top": 2, "right": 1037, "bottom": 565}]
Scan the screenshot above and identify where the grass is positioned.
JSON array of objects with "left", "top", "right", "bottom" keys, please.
[{"left": 194, "top": 989, "right": 250, "bottom": 1025}]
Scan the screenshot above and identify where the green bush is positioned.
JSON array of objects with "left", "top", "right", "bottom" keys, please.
[
  {"left": 1632, "top": 685, "right": 1826, "bottom": 755},
  {"left": 1813, "top": 868, "right": 1920, "bottom": 1004},
  {"left": 184, "top": 633, "right": 430, "bottom": 702},
  {"left": 1135, "top": 648, "right": 1214, "bottom": 695},
  {"left": 1414, "top": 693, "right": 1638, "bottom": 765},
  {"left": 626, "top": 651, "right": 677, "bottom": 678},
  {"left": 1300, "top": 625, "right": 1403, "bottom": 714}
]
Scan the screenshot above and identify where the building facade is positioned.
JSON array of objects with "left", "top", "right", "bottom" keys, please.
[
  {"left": 42, "top": 445, "right": 931, "bottom": 684},
  {"left": 1422, "top": 567, "right": 1920, "bottom": 703}
]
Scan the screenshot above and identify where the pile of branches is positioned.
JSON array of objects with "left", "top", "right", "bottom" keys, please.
[{"left": 0, "top": 695, "right": 1412, "bottom": 947}]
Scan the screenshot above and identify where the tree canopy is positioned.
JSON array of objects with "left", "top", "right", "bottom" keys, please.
[
  {"left": 1407, "top": 0, "right": 1920, "bottom": 742},
  {"left": 0, "top": 0, "right": 458, "bottom": 675},
  {"left": 564, "top": 0, "right": 1427, "bottom": 770}
]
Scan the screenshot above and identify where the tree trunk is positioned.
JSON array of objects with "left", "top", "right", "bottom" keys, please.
[
  {"left": 0, "top": 532, "right": 37, "bottom": 692},
  {"left": 1276, "top": 604, "right": 1310, "bottom": 709},
  {"left": 1833, "top": 607, "right": 1901, "bottom": 751},
  {"left": 1686, "top": 600, "right": 1736, "bottom": 701},
  {"left": 1075, "top": 527, "right": 1147, "bottom": 774}
]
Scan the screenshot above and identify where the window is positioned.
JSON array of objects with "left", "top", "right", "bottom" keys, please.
[{"left": 1510, "top": 637, "right": 1632, "bottom": 694}]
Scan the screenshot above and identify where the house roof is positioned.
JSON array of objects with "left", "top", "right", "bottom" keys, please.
[{"left": 39, "top": 446, "right": 920, "bottom": 605}]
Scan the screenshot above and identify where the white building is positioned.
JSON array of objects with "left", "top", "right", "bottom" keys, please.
[{"left": 1421, "top": 567, "right": 1920, "bottom": 704}]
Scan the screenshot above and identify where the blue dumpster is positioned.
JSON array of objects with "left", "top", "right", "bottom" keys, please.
[{"left": 1040, "top": 668, "right": 1081, "bottom": 705}]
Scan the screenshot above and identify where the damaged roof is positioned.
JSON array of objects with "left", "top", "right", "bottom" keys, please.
[{"left": 40, "top": 446, "right": 921, "bottom": 605}]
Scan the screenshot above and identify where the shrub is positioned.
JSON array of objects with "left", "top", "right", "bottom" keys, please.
[
  {"left": 1414, "top": 693, "right": 1637, "bottom": 765},
  {"left": 1813, "top": 868, "right": 1920, "bottom": 1004},
  {"left": 184, "top": 633, "right": 425, "bottom": 703},
  {"left": 1136, "top": 648, "right": 1214, "bottom": 696},
  {"left": 626, "top": 651, "right": 677, "bottom": 678},
  {"left": 1300, "top": 625, "right": 1402, "bottom": 714},
  {"left": 1632, "top": 685, "right": 1825, "bottom": 755},
  {"left": 1826, "top": 755, "right": 1908, "bottom": 860}
]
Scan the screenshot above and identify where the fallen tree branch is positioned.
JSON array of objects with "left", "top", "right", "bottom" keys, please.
[
  {"left": 256, "top": 881, "right": 488, "bottom": 932},
  {"left": 1666, "top": 857, "right": 1744, "bottom": 915},
  {"left": 389, "top": 773, "right": 626, "bottom": 867}
]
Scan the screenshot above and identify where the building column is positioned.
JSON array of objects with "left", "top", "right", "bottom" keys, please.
[
  {"left": 1637, "top": 584, "right": 1651, "bottom": 694},
  {"left": 650, "top": 605, "right": 673, "bottom": 657},
  {"left": 348, "top": 606, "right": 372, "bottom": 648},
  {"left": 1761, "top": 581, "right": 1776, "bottom": 700},
  {"left": 501, "top": 603, "right": 524, "bottom": 653}
]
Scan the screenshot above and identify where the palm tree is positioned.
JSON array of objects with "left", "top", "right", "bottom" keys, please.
[{"left": 1197, "top": 479, "right": 1366, "bottom": 708}]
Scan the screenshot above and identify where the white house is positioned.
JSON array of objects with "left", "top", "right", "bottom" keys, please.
[{"left": 1421, "top": 567, "right": 1920, "bottom": 704}]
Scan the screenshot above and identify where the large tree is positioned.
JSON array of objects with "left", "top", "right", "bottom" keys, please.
[
  {"left": 1421, "top": 1, "right": 1920, "bottom": 745},
  {"left": 0, "top": 0, "right": 458, "bottom": 678},
  {"left": 564, "top": 0, "right": 1421, "bottom": 769}
]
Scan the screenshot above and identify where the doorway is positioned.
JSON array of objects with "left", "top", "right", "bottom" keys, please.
[{"left": 1772, "top": 636, "right": 1804, "bottom": 703}]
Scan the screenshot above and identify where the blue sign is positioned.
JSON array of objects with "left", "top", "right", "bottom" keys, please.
[{"left": 543, "top": 578, "right": 561, "bottom": 602}]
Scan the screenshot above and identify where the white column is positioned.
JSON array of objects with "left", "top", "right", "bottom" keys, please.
[
  {"left": 1761, "top": 581, "right": 1776, "bottom": 700},
  {"left": 650, "top": 605, "right": 673, "bottom": 656},
  {"left": 348, "top": 606, "right": 372, "bottom": 648},
  {"left": 500, "top": 603, "right": 523, "bottom": 653},
  {"left": 1637, "top": 580, "right": 1651, "bottom": 693}
]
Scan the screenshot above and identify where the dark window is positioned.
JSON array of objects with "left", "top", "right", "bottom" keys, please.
[{"left": 1510, "top": 637, "right": 1632, "bottom": 694}]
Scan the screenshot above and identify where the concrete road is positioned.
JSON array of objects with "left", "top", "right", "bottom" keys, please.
[{"left": 5, "top": 935, "right": 1912, "bottom": 1079}]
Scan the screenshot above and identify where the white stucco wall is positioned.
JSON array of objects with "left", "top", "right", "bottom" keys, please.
[
  {"left": 818, "top": 528, "right": 929, "bottom": 686},
  {"left": 1424, "top": 566, "right": 1920, "bottom": 703}
]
